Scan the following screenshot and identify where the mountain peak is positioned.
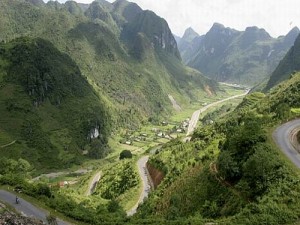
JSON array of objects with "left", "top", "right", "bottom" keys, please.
[
  {"left": 290, "top": 26, "right": 300, "bottom": 33},
  {"left": 284, "top": 26, "right": 300, "bottom": 45},
  {"left": 112, "top": 0, "right": 142, "bottom": 23},
  {"left": 64, "top": 1, "right": 83, "bottom": 16},
  {"left": 94, "top": 0, "right": 112, "bottom": 11},
  {"left": 211, "top": 23, "right": 225, "bottom": 30},
  {"left": 286, "top": 26, "right": 300, "bottom": 37},
  {"left": 182, "top": 27, "right": 199, "bottom": 42},
  {"left": 245, "top": 26, "right": 259, "bottom": 31},
  {"left": 243, "top": 26, "right": 271, "bottom": 40},
  {"left": 245, "top": 26, "right": 269, "bottom": 34}
]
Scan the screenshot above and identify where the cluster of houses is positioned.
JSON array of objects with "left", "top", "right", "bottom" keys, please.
[
  {"left": 121, "top": 118, "right": 191, "bottom": 145},
  {"left": 122, "top": 132, "right": 148, "bottom": 145}
]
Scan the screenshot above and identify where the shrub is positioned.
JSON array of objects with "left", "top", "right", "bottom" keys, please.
[{"left": 119, "top": 150, "right": 132, "bottom": 160}]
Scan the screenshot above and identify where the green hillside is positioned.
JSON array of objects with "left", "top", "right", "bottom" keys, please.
[
  {"left": 136, "top": 72, "right": 300, "bottom": 224},
  {"left": 0, "top": 37, "right": 110, "bottom": 171}
]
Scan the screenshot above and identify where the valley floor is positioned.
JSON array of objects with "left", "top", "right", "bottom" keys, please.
[{"left": 0, "top": 84, "right": 249, "bottom": 224}]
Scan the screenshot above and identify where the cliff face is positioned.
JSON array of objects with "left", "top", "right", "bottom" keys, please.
[
  {"left": 147, "top": 162, "right": 165, "bottom": 189},
  {"left": 122, "top": 10, "right": 181, "bottom": 59}
]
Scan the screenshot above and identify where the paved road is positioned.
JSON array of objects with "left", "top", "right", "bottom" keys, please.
[
  {"left": 127, "top": 156, "right": 152, "bottom": 216},
  {"left": 86, "top": 171, "right": 101, "bottom": 196},
  {"left": 186, "top": 90, "right": 250, "bottom": 136},
  {"left": 273, "top": 119, "right": 300, "bottom": 168},
  {"left": 0, "top": 190, "right": 70, "bottom": 225}
]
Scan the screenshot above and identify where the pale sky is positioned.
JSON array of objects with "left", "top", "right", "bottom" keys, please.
[{"left": 44, "top": 0, "right": 300, "bottom": 38}]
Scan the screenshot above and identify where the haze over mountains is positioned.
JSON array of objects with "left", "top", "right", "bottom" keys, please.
[{"left": 177, "top": 24, "right": 300, "bottom": 85}]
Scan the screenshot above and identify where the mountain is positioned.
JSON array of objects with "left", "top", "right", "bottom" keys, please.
[
  {"left": 180, "top": 23, "right": 299, "bottom": 85},
  {"left": 122, "top": 10, "right": 181, "bottom": 59},
  {"left": 181, "top": 27, "right": 199, "bottom": 43},
  {"left": 173, "top": 34, "right": 181, "bottom": 44},
  {"left": 84, "top": 1, "right": 119, "bottom": 33},
  {"left": 64, "top": 1, "right": 84, "bottom": 16},
  {"left": 0, "top": 37, "right": 110, "bottom": 171},
  {"left": 0, "top": 0, "right": 217, "bottom": 169},
  {"left": 112, "top": 0, "right": 142, "bottom": 24},
  {"left": 265, "top": 33, "right": 300, "bottom": 90},
  {"left": 178, "top": 27, "right": 204, "bottom": 63}
]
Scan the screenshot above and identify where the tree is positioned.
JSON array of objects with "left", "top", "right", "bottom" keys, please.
[
  {"left": 119, "top": 150, "right": 132, "bottom": 160},
  {"left": 243, "top": 144, "right": 283, "bottom": 197},
  {"left": 107, "top": 199, "right": 121, "bottom": 213},
  {"left": 275, "top": 103, "right": 291, "bottom": 120}
]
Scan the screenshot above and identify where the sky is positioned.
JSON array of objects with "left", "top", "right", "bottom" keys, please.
[{"left": 44, "top": 0, "right": 300, "bottom": 38}]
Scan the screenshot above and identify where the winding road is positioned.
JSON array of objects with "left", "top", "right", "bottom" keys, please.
[
  {"left": 273, "top": 119, "right": 300, "bottom": 168},
  {"left": 186, "top": 89, "right": 250, "bottom": 136},
  {"left": 86, "top": 171, "right": 101, "bottom": 196},
  {"left": 0, "top": 190, "right": 70, "bottom": 225},
  {"left": 127, "top": 156, "right": 152, "bottom": 216}
]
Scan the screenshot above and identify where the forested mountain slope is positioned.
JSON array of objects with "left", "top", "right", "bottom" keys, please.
[
  {"left": 266, "top": 34, "right": 300, "bottom": 90},
  {"left": 178, "top": 23, "right": 299, "bottom": 85},
  {"left": 0, "top": 37, "right": 110, "bottom": 170}
]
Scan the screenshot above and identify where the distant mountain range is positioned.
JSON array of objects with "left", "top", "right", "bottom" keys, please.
[{"left": 177, "top": 24, "right": 300, "bottom": 85}]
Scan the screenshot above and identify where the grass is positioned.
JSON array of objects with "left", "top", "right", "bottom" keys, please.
[
  {"left": 170, "top": 85, "right": 246, "bottom": 123},
  {"left": 119, "top": 185, "right": 141, "bottom": 211},
  {"left": 291, "top": 108, "right": 300, "bottom": 114}
]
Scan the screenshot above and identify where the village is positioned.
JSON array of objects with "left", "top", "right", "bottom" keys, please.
[{"left": 119, "top": 118, "right": 191, "bottom": 146}]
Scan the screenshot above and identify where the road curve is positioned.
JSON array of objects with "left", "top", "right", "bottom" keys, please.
[
  {"left": 86, "top": 171, "right": 101, "bottom": 196},
  {"left": 0, "top": 190, "right": 70, "bottom": 225},
  {"left": 186, "top": 90, "right": 250, "bottom": 136},
  {"left": 273, "top": 119, "right": 300, "bottom": 168},
  {"left": 127, "top": 156, "right": 152, "bottom": 216}
]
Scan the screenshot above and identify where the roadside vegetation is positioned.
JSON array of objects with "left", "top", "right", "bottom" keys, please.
[{"left": 136, "top": 72, "right": 300, "bottom": 224}]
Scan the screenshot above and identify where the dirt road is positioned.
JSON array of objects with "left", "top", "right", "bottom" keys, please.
[{"left": 127, "top": 156, "right": 152, "bottom": 216}]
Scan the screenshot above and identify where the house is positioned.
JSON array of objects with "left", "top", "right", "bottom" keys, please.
[
  {"left": 57, "top": 181, "right": 69, "bottom": 188},
  {"left": 161, "top": 121, "right": 168, "bottom": 126}
]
